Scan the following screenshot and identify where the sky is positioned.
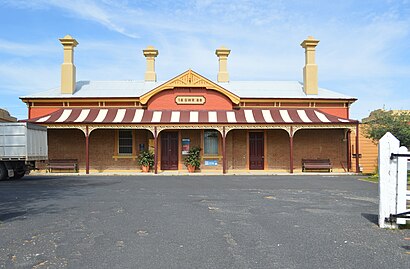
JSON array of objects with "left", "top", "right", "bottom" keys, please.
[{"left": 0, "top": 0, "right": 409, "bottom": 120}]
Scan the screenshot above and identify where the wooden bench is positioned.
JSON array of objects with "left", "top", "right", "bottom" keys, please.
[
  {"left": 302, "top": 159, "right": 332, "bottom": 172},
  {"left": 47, "top": 159, "right": 78, "bottom": 173}
]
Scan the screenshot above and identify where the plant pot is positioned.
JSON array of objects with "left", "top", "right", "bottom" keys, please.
[
  {"left": 187, "top": 164, "right": 196, "bottom": 173},
  {"left": 141, "top": 165, "right": 150, "bottom": 173}
]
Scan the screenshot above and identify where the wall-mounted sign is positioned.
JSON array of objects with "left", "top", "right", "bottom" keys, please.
[
  {"left": 182, "top": 138, "right": 190, "bottom": 155},
  {"left": 175, "top": 96, "right": 206, "bottom": 105},
  {"left": 204, "top": 160, "right": 218, "bottom": 166}
]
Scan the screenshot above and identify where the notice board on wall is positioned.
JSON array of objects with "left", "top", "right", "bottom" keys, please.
[
  {"left": 182, "top": 138, "right": 190, "bottom": 155},
  {"left": 204, "top": 160, "right": 218, "bottom": 166}
]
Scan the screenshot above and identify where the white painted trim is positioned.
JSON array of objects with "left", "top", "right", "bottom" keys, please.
[
  {"left": 36, "top": 115, "right": 51, "bottom": 123},
  {"left": 297, "top": 110, "right": 311, "bottom": 123},
  {"left": 226, "top": 111, "right": 236, "bottom": 123},
  {"left": 314, "top": 111, "right": 330, "bottom": 123},
  {"left": 262, "top": 110, "right": 274, "bottom": 123},
  {"left": 113, "top": 109, "right": 126, "bottom": 123},
  {"left": 151, "top": 111, "right": 162, "bottom": 123},
  {"left": 94, "top": 109, "right": 108, "bottom": 123},
  {"left": 56, "top": 109, "right": 72, "bottom": 122},
  {"left": 190, "top": 111, "right": 199, "bottom": 122},
  {"left": 132, "top": 109, "right": 144, "bottom": 123},
  {"left": 208, "top": 111, "right": 217, "bottom": 123},
  {"left": 244, "top": 110, "right": 255, "bottom": 123},
  {"left": 279, "top": 110, "right": 292, "bottom": 123},
  {"left": 74, "top": 109, "right": 90, "bottom": 123},
  {"left": 170, "top": 111, "right": 180, "bottom": 123}
]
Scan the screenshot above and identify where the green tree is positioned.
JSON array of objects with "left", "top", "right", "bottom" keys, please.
[{"left": 362, "top": 109, "right": 410, "bottom": 148}]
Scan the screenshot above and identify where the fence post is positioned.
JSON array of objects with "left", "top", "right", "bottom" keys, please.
[
  {"left": 378, "top": 132, "right": 400, "bottom": 228},
  {"left": 396, "top": 146, "right": 408, "bottom": 225}
]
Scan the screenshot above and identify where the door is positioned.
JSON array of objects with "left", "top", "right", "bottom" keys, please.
[
  {"left": 161, "top": 132, "right": 179, "bottom": 170},
  {"left": 249, "top": 132, "right": 264, "bottom": 170}
]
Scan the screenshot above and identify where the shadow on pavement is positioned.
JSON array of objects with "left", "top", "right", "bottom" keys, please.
[
  {"left": 361, "top": 213, "right": 378, "bottom": 225},
  {"left": 0, "top": 176, "right": 118, "bottom": 222}
]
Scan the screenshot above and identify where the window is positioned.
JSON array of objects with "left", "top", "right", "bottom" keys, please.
[
  {"left": 118, "top": 130, "right": 133, "bottom": 154},
  {"left": 204, "top": 130, "right": 218, "bottom": 155}
]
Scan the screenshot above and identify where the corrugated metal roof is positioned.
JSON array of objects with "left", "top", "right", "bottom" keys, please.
[
  {"left": 22, "top": 81, "right": 161, "bottom": 98},
  {"left": 219, "top": 81, "right": 354, "bottom": 99},
  {"left": 29, "top": 107, "right": 358, "bottom": 124},
  {"left": 20, "top": 80, "right": 355, "bottom": 100}
]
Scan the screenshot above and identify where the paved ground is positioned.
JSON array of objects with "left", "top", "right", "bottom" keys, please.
[{"left": 0, "top": 175, "right": 409, "bottom": 269}]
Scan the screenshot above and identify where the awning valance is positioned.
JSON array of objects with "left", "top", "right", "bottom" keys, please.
[{"left": 29, "top": 108, "right": 357, "bottom": 125}]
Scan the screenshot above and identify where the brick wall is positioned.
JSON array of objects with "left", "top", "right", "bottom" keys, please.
[
  {"left": 47, "top": 129, "right": 152, "bottom": 172},
  {"left": 266, "top": 130, "right": 290, "bottom": 171},
  {"left": 293, "top": 129, "right": 347, "bottom": 172},
  {"left": 179, "top": 130, "right": 201, "bottom": 170},
  {"left": 48, "top": 129, "right": 86, "bottom": 169},
  {"left": 226, "top": 130, "right": 247, "bottom": 170},
  {"left": 46, "top": 128, "right": 349, "bottom": 173}
]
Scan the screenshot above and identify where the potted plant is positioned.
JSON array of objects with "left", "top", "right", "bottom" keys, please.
[
  {"left": 138, "top": 150, "right": 154, "bottom": 172},
  {"left": 183, "top": 146, "right": 201, "bottom": 173}
]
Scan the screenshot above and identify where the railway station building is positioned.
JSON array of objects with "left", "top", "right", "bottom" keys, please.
[{"left": 21, "top": 35, "right": 359, "bottom": 174}]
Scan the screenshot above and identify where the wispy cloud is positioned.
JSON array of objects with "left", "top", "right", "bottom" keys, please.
[
  {"left": 3, "top": 0, "right": 140, "bottom": 38},
  {"left": 0, "top": 61, "right": 60, "bottom": 93},
  {"left": 1, "top": 0, "right": 410, "bottom": 119},
  {"left": 0, "top": 38, "right": 58, "bottom": 57},
  {"left": 2, "top": 1, "right": 410, "bottom": 81}
]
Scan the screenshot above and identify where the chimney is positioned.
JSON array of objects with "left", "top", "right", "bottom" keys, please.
[
  {"left": 215, "top": 46, "right": 230, "bottom": 83},
  {"left": 59, "top": 35, "right": 78, "bottom": 94},
  {"left": 300, "top": 36, "right": 320, "bottom": 95},
  {"left": 143, "top": 46, "right": 159, "bottom": 82}
]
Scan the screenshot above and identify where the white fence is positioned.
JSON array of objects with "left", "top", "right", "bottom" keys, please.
[{"left": 378, "top": 132, "right": 409, "bottom": 228}]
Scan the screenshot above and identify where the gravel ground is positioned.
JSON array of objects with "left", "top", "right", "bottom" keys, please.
[{"left": 0, "top": 175, "right": 409, "bottom": 269}]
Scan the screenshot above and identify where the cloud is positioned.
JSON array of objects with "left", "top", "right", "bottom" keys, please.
[
  {"left": 0, "top": 61, "right": 60, "bottom": 93},
  {"left": 0, "top": 39, "right": 58, "bottom": 57},
  {"left": 2, "top": 0, "right": 140, "bottom": 38},
  {"left": 1, "top": 0, "right": 410, "bottom": 120}
]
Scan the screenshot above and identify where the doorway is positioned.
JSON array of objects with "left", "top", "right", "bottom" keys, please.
[
  {"left": 161, "top": 131, "right": 179, "bottom": 170},
  {"left": 249, "top": 132, "right": 264, "bottom": 170}
]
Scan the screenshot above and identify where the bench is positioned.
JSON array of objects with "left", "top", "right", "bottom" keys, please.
[
  {"left": 47, "top": 159, "right": 78, "bottom": 173},
  {"left": 302, "top": 159, "right": 332, "bottom": 172}
]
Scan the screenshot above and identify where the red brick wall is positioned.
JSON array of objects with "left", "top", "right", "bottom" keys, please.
[
  {"left": 293, "top": 129, "right": 347, "bottom": 171},
  {"left": 266, "top": 130, "right": 290, "bottom": 170},
  {"left": 47, "top": 129, "right": 153, "bottom": 172},
  {"left": 179, "top": 130, "right": 202, "bottom": 170},
  {"left": 226, "top": 130, "right": 247, "bottom": 170},
  {"left": 46, "top": 128, "right": 348, "bottom": 173},
  {"left": 48, "top": 129, "right": 86, "bottom": 169}
]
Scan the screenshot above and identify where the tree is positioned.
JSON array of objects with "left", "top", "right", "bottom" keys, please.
[{"left": 362, "top": 109, "right": 410, "bottom": 148}]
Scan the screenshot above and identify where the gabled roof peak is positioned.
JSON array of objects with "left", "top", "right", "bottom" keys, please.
[{"left": 139, "top": 69, "right": 240, "bottom": 105}]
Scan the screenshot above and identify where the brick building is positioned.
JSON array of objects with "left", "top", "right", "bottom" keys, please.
[{"left": 21, "top": 35, "right": 359, "bottom": 174}]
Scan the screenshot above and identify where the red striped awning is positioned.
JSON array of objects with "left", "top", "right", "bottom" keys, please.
[{"left": 29, "top": 108, "right": 357, "bottom": 124}]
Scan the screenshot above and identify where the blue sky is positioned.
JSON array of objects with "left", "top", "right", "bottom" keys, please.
[{"left": 0, "top": 0, "right": 409, "bottom": 120}]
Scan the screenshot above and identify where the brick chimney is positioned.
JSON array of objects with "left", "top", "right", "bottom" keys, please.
[
  {"left": 59, "top": 35, "right": 78, "bottom": 94},
  {"left": 215, "top": 46, "right": 230, "bottom": 83},
  {"left": 143, "top": 46, "right": 159, "bottom": 82},
  {"left": 301, "top": 36, "right": 319, "bottom": 95}
]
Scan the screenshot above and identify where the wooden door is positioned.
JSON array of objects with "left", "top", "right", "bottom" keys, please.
[
  {"left": 249, "top": 132, "right": 264, "bottom": 170},
  {"left": 161, "top": 132, "right": 179, "bottom": 170}
]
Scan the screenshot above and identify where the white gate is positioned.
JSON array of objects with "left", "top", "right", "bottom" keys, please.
[{"left": 378, "top": 132, "right": 409, "bottom": 228}]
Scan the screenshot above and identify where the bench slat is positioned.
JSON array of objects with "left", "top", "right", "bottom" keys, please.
[
  {"left": 47, "top": 159, "right": 78, "bottom": 173},
  {"left": 302, "top": 159, "right": 332, "bottom": 172}
]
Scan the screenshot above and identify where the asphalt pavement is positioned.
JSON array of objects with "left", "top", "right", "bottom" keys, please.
[{"left": 0, "top": 175, "right": 409, "bottom": 268}]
